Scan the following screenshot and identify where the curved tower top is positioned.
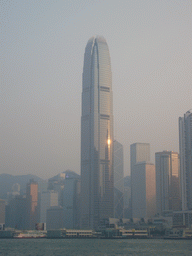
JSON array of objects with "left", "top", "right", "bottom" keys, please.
[{"left": 82, "top": 35, "right": 112, "bottom": 90}]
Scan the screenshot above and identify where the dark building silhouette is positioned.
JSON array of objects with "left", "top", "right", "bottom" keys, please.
[
  {"left": 0, "top": 199, "right": 5, "bottom": 225},
  {"left": 46, "top": 206, "right": 64, "bottom": 230},
  {"left": 114, "top": 140, "right": 124, "bottom": 219},
  {"left": 5, "top": 195, "right": 27, "bottom": 229},
  {"left": 123, "top": 176, "right": 131, "bottom": 218}
]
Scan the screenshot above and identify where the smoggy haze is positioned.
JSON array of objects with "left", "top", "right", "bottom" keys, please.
[{"left": 1, "top": 0, "right": 192, "bottom": 179}]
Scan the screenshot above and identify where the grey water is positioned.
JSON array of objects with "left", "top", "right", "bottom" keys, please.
[{"left": 0, "top": 239, "right": 192, "bottom": 256}]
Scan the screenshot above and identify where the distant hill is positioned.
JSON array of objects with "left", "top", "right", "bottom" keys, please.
[{"left": 0, "top": 173, "right": 43, "bottom": 199}]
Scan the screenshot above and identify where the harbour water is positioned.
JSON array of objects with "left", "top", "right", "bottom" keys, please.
[{"left": 0, "top": 239, "right": 192, "bottom": 256}]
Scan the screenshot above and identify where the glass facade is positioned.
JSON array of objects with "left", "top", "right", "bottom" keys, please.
[
  {"left": 114, "top": 140, "right": 124, "bottom": 219},
  {"left": 130, "top": 143, "right": 150, "bottom": 217},
  {"left": 130, "top": 143, "right": 150, "bottom": 172},
  {"left": 155, "top": 151, "right": 181, "bottom": 215},
  {"left": 26, "top": 181, "right": 38, "bottom": 230},
  {"left": 179, "top": 110, "right": 192, "bottom": 210},
  {"left": 81, "top": 36, "right": 113, "bottom": 229},
  {"left": 132, "top": 162, "right": 156, "bottom": 218}
]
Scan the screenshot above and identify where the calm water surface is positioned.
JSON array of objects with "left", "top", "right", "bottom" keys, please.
[{"left": 0, "top": 239, "right": 192, "bottom": 256}]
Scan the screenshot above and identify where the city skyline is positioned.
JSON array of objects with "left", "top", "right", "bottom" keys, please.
[
  {"left": 1, "top": 1, "right": 192, "bottom": 179},
  {"left": 81, "top": 36, "right": 113, "bottom": 228}
]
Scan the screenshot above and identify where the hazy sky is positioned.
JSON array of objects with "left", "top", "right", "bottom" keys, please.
[{"left": 1, "top": 0, "right": 192, "bottom": 179}]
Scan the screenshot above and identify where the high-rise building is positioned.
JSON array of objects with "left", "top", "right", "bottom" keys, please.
[
  {"left": 39, "top": 191, "right": 58, "bottom": 223},
  {"left": 46, "top": 206, "right": 64, "bottom": 230},
  {"left": 81, "top": 36, "right": 114, "bottom": 229},
  {"left": 0, "top": 199, "right": 5, "bottom": 224},
  {"left": 61, "top": 171, "right": 81, "bottom": 229},
  {"left": 179, "top": 110, "right": 192, "bottom": 210},
  {"left": 130, "top": 143, "right": 150, "bottom": 217},
  {"left": 7, "top": 183, "right": 20, "bottom": 201},
  {"left": 5, "top": 195, "right": 27, "bottom": 230},
  {"left": 131, "top": 162, "right": 156, "bottom": 218},
  {"left": 48, "top": 170, "right": 81, "bottom": 229},
  {"left": 130, "top": 143, "right": 150, "bottom": 171},
  {"left": 155, "top": 151, "right": 181, "bottom": 215},
  {"left": 114, "top": 140, "right": 124, "bottom": 219},
  {"left": 123, "top": 176, "right": 131, "bottom": 218},
  {"left": 26, "top": 180, "right": 38, "bottom": 229}
]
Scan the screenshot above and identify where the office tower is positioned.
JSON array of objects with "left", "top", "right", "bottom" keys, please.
[
  {"left": 26, "top": 180, "right": 38, "bottom": 229},
  {"left": 7, "top": 183, "right": 20, "bottom": 201},
  {"left": 11, "top": 183, "right": 20, "bottom": 194},
  {"left": 132, "top": 162, "right": 156, "bottom": 218},
  {"left": 38, "top": 180, "right": 48, "bottom": 194},
  {"left": 130, "top": 143, "right": 150, "bottom": 171},
  {"left": 0, "top": 199, "right": 5, "bottom": 224},
  {"left": 48, "top": 172, "right": 66, "bottom": 206},
  {"left": 81, "top": 36, "right": 114, "bottom": 228},
  {"left": 61, "top": 171, "right": 81, "bottom": 229},
  {"left": 48, "top": 170, "right": 81, "bottom": 229},
  {"left": 114, "top": 140, "right": 124, "bottom": 219},
  {"left": 179, "top": 110, "right": 192, "bottom": 210},
  {"left": 39, "top": 191, "right": 58, "bottom": 223},
  {"left": 123, "top": 176, "right": 131, "bottom": 218},
  {"left": 5, "top": 196, "right": 27, "bottom": 230},
  {"left": 155, "top": 151, "right": 181, "bottom": 215},
  {"left": 130, "top": 143, "right": 150, "bottom": 217},
  {"left": 46, "top": 206, "right": 64, "bottom": 230}
]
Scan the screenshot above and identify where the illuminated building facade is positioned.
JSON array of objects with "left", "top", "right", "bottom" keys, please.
[
  {"left": 155, "top": 151, "right": 181, "bottom": 215},
  {"left": 130, "top": 143, "right": 150, "bottom": 172},
  {"left": 26, "top": 180, "right": 38, "bottom": 229},
  {"left": 179, "top": 110, "right": 192, "bottom": 210},
  {"left": 81, "top": 36, "right": 114, "bottom": 228},
  {"left": 131, "top": 162, "right": 156, "bottom": 218}
]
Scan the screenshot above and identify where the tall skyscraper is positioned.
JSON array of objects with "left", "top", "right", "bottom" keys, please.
[
  {"left": 39, "top": 191, "right": 58, "bottom": 223},
  {"left": 81, "top": 36, "right": 113, "bottom": 228},
  {"left": 114, "top": 140, "right": 124, "bottom": 219},
  {"left": 130, "top": 143, "right": 150, "bottom": 217},
  {"left": 179, "top": 110, "right": 192, "bottom": 210},
  {"left": 155, "top": 151, "right": 181, "bottom": 215},
  {"left": 132, "top": 162, "right": 156, "bottom": 218},
  {"left": 61, "top": 171, "right": 81, "bottom": 229},
  {"left": 123, "top": 176, "right": 131, "bottom": 218},
  {"left": 26, "top": 180, "right": 38, "bottom": 229},
  {"left": 130, "top": 143, "right": 150, "bottom": 171},
  {"left": 5, "top": 195, "right": 27, "bottom": 230}
]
